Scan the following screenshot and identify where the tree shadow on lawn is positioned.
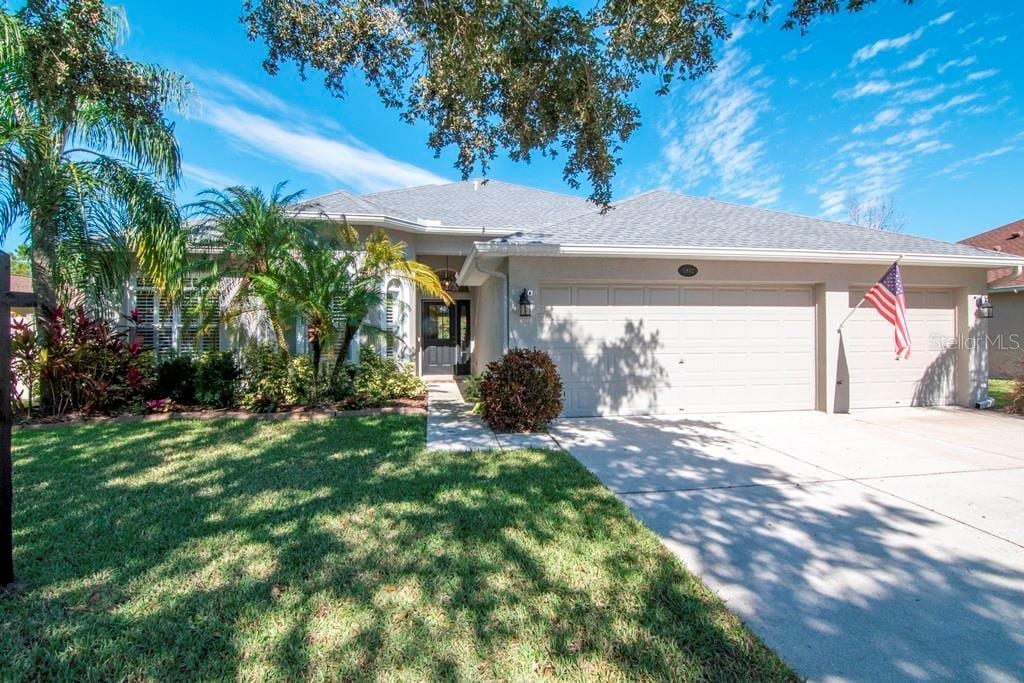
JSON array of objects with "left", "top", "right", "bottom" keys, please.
[{"left": 6, "top": 416, "right": 794, "bottom": 680}]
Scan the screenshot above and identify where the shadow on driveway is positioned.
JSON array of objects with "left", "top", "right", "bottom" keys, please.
[{"left": 552, "top": 410, "right": 1024, "bottom": 682}]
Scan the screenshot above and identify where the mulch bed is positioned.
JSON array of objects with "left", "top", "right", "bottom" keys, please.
[{"left": 14, "top": 396, "right": 426, "bottom": 431}]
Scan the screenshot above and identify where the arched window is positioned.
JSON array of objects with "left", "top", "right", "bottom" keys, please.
[{"left": 384, "top": 279, "right": 401, "bottom": 357}]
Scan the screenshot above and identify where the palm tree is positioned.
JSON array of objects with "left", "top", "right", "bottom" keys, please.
[
  {"left": 328, "top": 226, "right": 451, "bottom": 386},
  {"left": 187, "top": 183, "right": 308, "bottom": 353},
  {"left": 250, "top": 235, "right": 348, "bottom": 387},
  {"left": 0, "top": 2, "right": 189, "bottom": 315}
]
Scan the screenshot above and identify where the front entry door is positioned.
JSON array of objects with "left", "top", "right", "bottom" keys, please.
[{"left": 421, "top": 300, "right": 471, "bottom": 375}]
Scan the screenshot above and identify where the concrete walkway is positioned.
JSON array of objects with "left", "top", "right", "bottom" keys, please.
[{"left": 425, "top": 379, "right": 560, "bottom": 452}]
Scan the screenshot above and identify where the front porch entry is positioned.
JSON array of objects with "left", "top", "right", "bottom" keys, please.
[{"left": 421, "top": 299, "right": 471, "bottom": 375}]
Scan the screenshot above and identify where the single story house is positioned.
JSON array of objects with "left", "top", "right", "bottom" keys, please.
[
  {"left": 960, "top": 218, "right": 1024, "bottom": 379},
  {"left": 134, "top": 179, "right": 1022, "bottom": 417}
]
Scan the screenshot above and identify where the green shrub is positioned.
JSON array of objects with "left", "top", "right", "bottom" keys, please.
[
  {"left": 238, "top": 345, "right": 289, "bottom": 411},
  {"left": 1011, "top": 374, "right": 1024, "bottom": 415},
  {"left": 353, "top": 347, "right": 424, "bottom": 404},
  {"left": 461, "top": 374, "right": 485, "bottom": 415},
  {"left": 194, "top": 351, "right": 239, "bottom": 408},
  {"left": 480, "top": 348, "right": 563, "bottom": 432},
  {"left": 285, "top": 355, "right": 334, "bottom": 406},
  {"left": 328, "top": 361, "right": 357, "bottom": 401},
  {"left": 154, "top": 355, "right": 196, "bottom": 404}
]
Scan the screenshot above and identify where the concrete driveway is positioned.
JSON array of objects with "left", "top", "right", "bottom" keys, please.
[{"left": 550, "top": 408, "right": 1024, "bottom": 682}]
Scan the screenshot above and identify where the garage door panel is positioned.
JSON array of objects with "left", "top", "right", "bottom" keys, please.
[
  {"left": 646, "top": 287, "right": 679, "bottom": 306},
  {"left": 845, "top": 288, "right": 956, "bottom": 408},
  {"left": 612, "top": 287, "right": 644, "bottom": 305},
  {"left": 538, "top": 284, "right": 816, "bottom": 416},
  {"left": 682, "top": 288, "right": 715, "bottom": 306}
]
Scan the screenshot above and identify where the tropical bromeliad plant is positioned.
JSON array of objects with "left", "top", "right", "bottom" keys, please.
[{"left": 0, "top": 0, "right": 190, "bottom": 316}]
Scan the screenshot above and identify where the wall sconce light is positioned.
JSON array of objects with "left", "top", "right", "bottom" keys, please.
[
  {"left": 976, "top": 296, "right": 994, "bottom": 319},
  {"left": 518, "top": 289, "right": 533, "bottom": 317}
]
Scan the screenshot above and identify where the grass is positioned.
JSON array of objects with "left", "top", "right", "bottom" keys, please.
[
  {"left": 2, "top": 417, "right": 795, "bottom": 681},
  {"left": 989, "top": 378, "right": 1016, "bottom": 410}
]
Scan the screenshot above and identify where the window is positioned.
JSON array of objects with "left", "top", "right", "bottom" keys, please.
[
  {"left": 133, "top": 275, "right": 220, "bottom": 356},
  {"left": 178, "top": 276, "right": 220, "bottom": 354},
  {"left": 134, "top": 276, "right": 173, "bottom": 355},
  {"left": 384, "top": 280, "right": 400, "bottom": 357},
  {"left": 329, "top": 295, "right": 347, "bottom": 355}
]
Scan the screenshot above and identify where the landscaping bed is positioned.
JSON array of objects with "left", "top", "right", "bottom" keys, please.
[
  {"left": 3, "top": 416, "right": 795, "bottom": 680},
  {"left": 13, "top": 396, "right": 426, "bottom": 429}
]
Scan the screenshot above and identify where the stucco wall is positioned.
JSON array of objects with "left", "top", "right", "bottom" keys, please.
[
  {"left": 505, "top": 256, "right": 992, "bottom": 412},
  {"left": 471, "top": 261, "right": 507, "bottom": 375},
  {"left": 987, "top": 291, "right": 1024, "bottom": 379}
]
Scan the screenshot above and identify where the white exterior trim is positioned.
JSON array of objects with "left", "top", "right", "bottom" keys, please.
[{"left": 468, "top": 242, "right": 1024, "bottom": 268}]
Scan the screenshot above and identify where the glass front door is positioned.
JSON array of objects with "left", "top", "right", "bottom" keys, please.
[{"left": 421, "top": 300, "right": 471, "bottom": 375}]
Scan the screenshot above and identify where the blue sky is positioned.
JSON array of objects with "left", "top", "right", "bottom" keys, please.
[{"left": 26, "top": 0, "right": 1024, "bottom": 247}]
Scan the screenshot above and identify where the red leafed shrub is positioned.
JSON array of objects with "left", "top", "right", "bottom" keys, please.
[
  {"left": 35, "top": 305, "right": 154, "bottom": 416},
  {"left": 480, "top": 348, "right": 564, "bottom": 433}
]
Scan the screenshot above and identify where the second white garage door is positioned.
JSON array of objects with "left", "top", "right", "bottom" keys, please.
[
  {"left": 843, "top": 288, "right": 957, "bottom": 408},
  {"left": 537, "top": 284, "right": 816, "bottom": 417}
]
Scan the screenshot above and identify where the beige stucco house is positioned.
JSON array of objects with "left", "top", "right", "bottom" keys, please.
[
  {"left": 961, "top": 218, "right": 1024, "bottom": 379},
  {"left": 133, "top": 179, "right": 1022, "bottom": 417}
]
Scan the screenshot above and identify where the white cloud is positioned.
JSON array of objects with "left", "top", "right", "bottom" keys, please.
[
  {"left": 851, "top": 28, "right": 924, "bottom": 66},
  {"left": 939, "top": 145, "right": 1015, "bottom": 176},
  {"left": 189, "top": 66, "right": 345, "bottom": 134},
  {"left": 198, "top": 102, "right": 447, "bottom": 192},
  {"left": 191, "top": 67, "right": 294, "bottom": 117},
  {"left": 658, "top": 48, "right": 782, "bottom": 207},
  {"left": 959, "top": 97, "right": 1010, "bottom": 116},
  {"left": 892, "top": 84, "right": 947, "bottom": 104},
  {"left": 842, "top": 79, "right": 916, "bottom": 99},
  {"left": 912, "top": 140, "right": 952, "bottom": 154},
  {"left": 884, "top": 125, "right": 946, "bottom": 146},
  {"left": 850, "top": 13, "right": 953, "bottom": 66},
  {"left": 182, "top": 162, "right": 241, "bottom": 190},
  {"left": 818, "top": 189, "right": 848, "bottom": 218},
  {"left": 938, "top": 56, "right": 978, "bottom": 73},
  {"left": 782, "top": 44, "right": 814, "bottom": 61},
  {"left": 853, "top": 108, "right": 903, "bottom": 134},
  {"left": 908, "top": 93, "right": 981, "bottom": 125},
  {"left": 966, "top": 69, "right": 999, "bottom": 81},
  {"left": 897, "top": 49, "right": 936, "bottom": 72}
]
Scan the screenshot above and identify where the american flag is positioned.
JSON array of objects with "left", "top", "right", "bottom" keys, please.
[{"left": 864, "top": 262, "right": 911, "bottom": 359}]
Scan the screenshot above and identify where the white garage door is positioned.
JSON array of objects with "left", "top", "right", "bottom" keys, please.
[
  {"left": 843, "top": 288, "right": 956, "bottom": 408},
  {"left": 537, "top": 284, "right": 816, "bottom": 417}
]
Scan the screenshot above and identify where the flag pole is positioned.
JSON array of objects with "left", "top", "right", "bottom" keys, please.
[{"left": 836, "top": 254, "right": 905, "bottom": 334}]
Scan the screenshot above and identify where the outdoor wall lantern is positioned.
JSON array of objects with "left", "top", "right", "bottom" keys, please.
[
  {"left": 518, "top": 289, "right": 534, "bottom": 317},
  {"left": 976, "top": 296, "right": 994, "bottom": 319}
]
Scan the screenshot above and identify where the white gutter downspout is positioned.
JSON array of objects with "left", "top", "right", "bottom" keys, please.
[{"left": 474, "top": 261, "right": 510, "bottom": 353}]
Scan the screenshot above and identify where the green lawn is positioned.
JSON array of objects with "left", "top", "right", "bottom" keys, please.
[
  {"left": 3, "top": 417, "right": 794, "bottom": 681},
  {"left": 989, "top": 378, "right": 1016, "bottom": 410}
]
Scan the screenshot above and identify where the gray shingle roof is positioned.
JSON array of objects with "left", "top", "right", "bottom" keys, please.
[
  {"left": 297, "top": 188, "right": 407, "bottom": 219},
  {"left": 538, "top": 190, "right": 1001, "bottom": 259},
  {"left": 362, "top": 179, "right": 592, "bottom": 230},
  {"left": 304, "top": 180, "right": 1008, "bottom": 260}
]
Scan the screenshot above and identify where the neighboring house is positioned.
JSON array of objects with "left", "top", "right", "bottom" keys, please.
[
  {"left": 960, "top": 219, "right": 1024, "bottom": 379},
  {"left": 9, "top": 274, "right": 34, "bottom": 321},
  {"left": 9, "top": 273, "right": 36, "bottom": 402},
  {"left": 272, "top": 179, "right": 1020, "bottom": 417}
]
